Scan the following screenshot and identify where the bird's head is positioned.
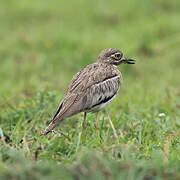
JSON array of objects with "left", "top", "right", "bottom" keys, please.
[{"left": 98, "top": 48, "right": 135, "bottom": 66}]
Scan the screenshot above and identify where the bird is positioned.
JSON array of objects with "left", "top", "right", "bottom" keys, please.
[{"left": 41, "top": 48, "right": 135, "bottom": 135}]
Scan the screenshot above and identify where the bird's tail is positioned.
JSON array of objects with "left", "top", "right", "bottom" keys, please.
[
  {"left": 40, "top": 117, "right": 63, "bottom": 136},
  {"left": 40, "top": 102, "right": 64, "bottom": 136},
  {"left": 41, "top": 121, "right": 56, "bottom": 135},
  {"left": 40, "top": 94, "right": 77, "bottom": 136}
]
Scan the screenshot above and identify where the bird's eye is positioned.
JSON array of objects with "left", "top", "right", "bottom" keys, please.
[
  {"left": 115, "top": 53, "right": 121, "bottom": 58},
  {"left": 111, "top": 52, "right": 122, "bottom": 60}
]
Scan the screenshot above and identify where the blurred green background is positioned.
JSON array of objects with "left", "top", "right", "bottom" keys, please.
[{"left": 0, "top": 0, "right": 180, "bottom": 179}]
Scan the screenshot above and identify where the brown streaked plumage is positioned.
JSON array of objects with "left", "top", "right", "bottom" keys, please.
[{"left": 42, "top": 48, "right": 135, "bottom": 135}]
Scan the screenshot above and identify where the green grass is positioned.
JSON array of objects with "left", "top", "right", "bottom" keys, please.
[{"left": 0, "top": 0, "right": 180, "bottom": 179}]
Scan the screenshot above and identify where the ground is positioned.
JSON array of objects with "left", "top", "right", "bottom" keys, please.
[{"left": 0, "top": 0, "right": 180, "bottom": 179}]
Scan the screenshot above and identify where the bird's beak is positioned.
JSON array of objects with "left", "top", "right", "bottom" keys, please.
[
  {"left": 121, "top": 58, "right": 136, "bottom": 64},
  {"left": 114, "top": 57, "right": 135, "bottom": 65}
]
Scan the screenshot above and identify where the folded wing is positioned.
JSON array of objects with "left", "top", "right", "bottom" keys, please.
[{"left": 43, "top": 63, "right": 122, "bottom": 135}]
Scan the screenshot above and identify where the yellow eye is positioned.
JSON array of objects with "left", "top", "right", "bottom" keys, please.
[
  {"left": 111, "top": 52, "right": 122, "bottom": 60},
  {"left": 115, "top": 53, "right": 121, "bottom": 58}
]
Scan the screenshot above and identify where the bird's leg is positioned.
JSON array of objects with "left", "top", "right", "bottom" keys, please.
[
  {"left": 82, "top": 112, "right": 87, "bottom": 130},
  {"left": 95, "top": 112, "right": 100, "bottom": 129}
]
